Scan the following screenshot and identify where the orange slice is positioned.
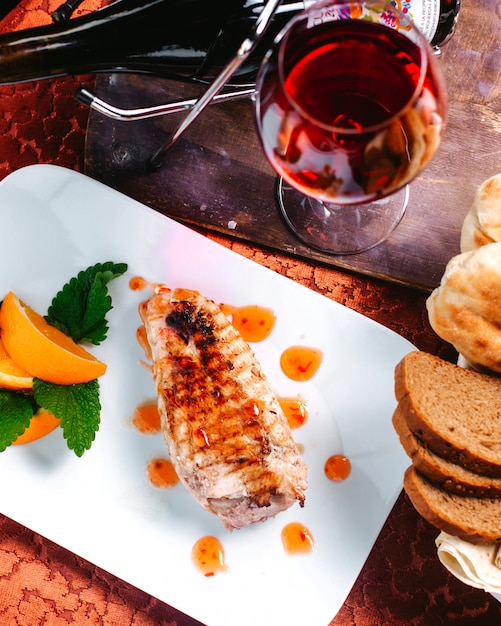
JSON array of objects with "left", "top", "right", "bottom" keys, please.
[
  {"left": 13, "top": 409, "right": 60, "bottom": 445},
  {"left": 0, "top": 337, "right": 33, "bottom": 390},
  {"left": 0, "top": 291, "right": 106, "bottom": 385}
]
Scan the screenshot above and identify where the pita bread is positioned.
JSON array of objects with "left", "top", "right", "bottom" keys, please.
[
  {"left": 427, "top": 242, "right": 501, "bottom": 373},
  {"left": 461, "top": 174, "right": 501, "bottom": 252}
]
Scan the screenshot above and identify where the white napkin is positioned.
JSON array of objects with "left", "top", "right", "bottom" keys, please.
[{"left": 436, "top": 532, "right": 501, "bottom": 592}]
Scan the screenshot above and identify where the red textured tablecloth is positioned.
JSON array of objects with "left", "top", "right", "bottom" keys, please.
[{"left": 0, "top": 2, "right": 500, "bottom": 625}]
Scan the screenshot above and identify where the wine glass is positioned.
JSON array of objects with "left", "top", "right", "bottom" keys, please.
[{"left": 253, "top": 0, "right": 447, "bottom": 255}]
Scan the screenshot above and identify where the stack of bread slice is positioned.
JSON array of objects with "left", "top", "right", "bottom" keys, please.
[{"left": 393, "top": 350, "right": 501, "bottom": 544}]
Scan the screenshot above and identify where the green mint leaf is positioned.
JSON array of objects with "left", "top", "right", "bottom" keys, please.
[
  {"left": 33, "top": 379, "right": 101, "bottom": 457},
  {"left": 45, "top": 262, "right": 128, "bottom": 345},
  {"left": 0, "top": 390, "right": 37, "bottom": 452}
]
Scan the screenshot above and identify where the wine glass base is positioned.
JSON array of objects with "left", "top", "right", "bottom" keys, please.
[{"left": 278, "top": 179, "right": 409, "bottom": 255}]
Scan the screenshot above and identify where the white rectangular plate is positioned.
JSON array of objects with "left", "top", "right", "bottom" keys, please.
[{"left": 0, "top": 165, "right": 413, "bottom": 626}]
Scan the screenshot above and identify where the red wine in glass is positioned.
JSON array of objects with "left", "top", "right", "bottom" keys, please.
[{"left": 254, "top": 1, "right": 447, "bottom": 254}]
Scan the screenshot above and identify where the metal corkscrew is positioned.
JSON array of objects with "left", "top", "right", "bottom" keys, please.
[{"left": 147, "top": 0, "right": 284, "bottom": 169}]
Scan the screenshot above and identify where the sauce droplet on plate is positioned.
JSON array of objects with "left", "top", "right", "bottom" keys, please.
[
  {"left": 146, "top": 457, "right": 179, "bottom": 488},
  {"left": 136, "top": 325, "right": 152, "bottom": 362},
  {"left": 192, "top": 536, "right": 228, "bottom": 576},
  {"left": 324, "top": 454, "right": 351, "bottom": 482},
  {"left": 221, "top": 303, "right": 277, "bottom": 342},
  {"left": 132, "top": 402, "right": 161, "bottom": 434},
  {"left": 281, "top": 522, "right": 314, "bottom": 555},
  {"left": 129, "top": 275, "right": 150, "bottom": 291},
  {"left": 279, "top": 396, "right": 308, "bottom": 429},
  {"left": 280, "top": 346, "right": 323, "bottom": 381}
]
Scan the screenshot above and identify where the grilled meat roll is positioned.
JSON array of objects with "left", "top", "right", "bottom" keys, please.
[{"left": 139, "top": 286, "right": 308, "bottom": 530}]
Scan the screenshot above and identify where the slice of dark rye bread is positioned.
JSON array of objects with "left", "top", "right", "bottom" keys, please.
[
  {"left": 394, "top": 351, "right": 501, "bottom": 478},
  {"left": 393, "top": 407, "right": 501, "bottom": 498},
  {"left": 403, "top": 467, "right": 501, "bottom": 544}
]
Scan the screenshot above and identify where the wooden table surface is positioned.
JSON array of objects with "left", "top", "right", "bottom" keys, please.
[
  {"left": 85, "top": 0, "right": 501, "bottom": 292},
  {"left": 0, "top": 1, "right": 500, "bottom": 625}
]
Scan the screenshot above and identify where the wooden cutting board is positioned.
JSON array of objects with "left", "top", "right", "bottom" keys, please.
[{"left": 84, "top": 0, "right": 501, "bottom": 292}]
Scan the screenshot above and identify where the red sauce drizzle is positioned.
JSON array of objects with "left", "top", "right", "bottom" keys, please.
[
  {"left": 193, "top": 426, "right": 210, "bottom": 448},
  {"left": 221, "top": 303, "right": 277, "bottom": 342},
  {"left": 146, "top": 457, "right": 179, "bottom": 488},
  {"left": 324, "top": 454, "right": 352, "bottom": 482},
  {"left": 132, "top": 402, "right": 161, "bottom": 434},
  {"left": 192, "top": 536, "right": 228, "bottom": 576},
  {"left": 243, "top": 398, "right": 265, "bottom": 418},
  {"left": 136, "top": 324, "right": 152, "bottom": 362},
  {"left": 280, "top": 346, "right": 323, "bottom": 381},
  {"left": 281, "top": 522, "right": 314, "bottom": 555},
  {"left": 131, "top": 278, "right": 319, "bottom": 565},
  {"left": 279, "top": 397, "right": 308, "bottom": 429},
  {"left": 129, "top": 275, "right": 150, "bottom": 291}
]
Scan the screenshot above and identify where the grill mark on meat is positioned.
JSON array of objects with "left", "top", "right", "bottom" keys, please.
[
  {"left": 139, "top": 287, "right": 308, "bottom": 530},
  {"left": 165, "top": 301, "right": 217, "bottom": 351}
]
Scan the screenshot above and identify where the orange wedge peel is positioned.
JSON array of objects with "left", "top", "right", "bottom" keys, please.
[
  {"left": 0, "top": 337, "right": 33, "bottom": 390},
  {"left": 12, "top": 409, "right": 60, "bottom": 445},
  {"left": 0, "top": 291, "right": 106, "bottom": 385}
]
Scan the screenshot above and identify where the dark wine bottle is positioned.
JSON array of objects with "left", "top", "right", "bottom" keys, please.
[
  {"left": 0, "top": 0, "right": 307, "bottom": 85},
  {"left": 431, "top": 0, "right": 462, "bottom": 47},
  {"left": 400, "top": 0, "right": 461, "bottom": 47},
  {"left": 0, "top": 0, "right": 461, "bottom": 87}
]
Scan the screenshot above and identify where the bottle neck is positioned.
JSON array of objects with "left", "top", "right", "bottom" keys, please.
[{"left": 0, "top": 0, "right": 307, "bottom": 85}]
